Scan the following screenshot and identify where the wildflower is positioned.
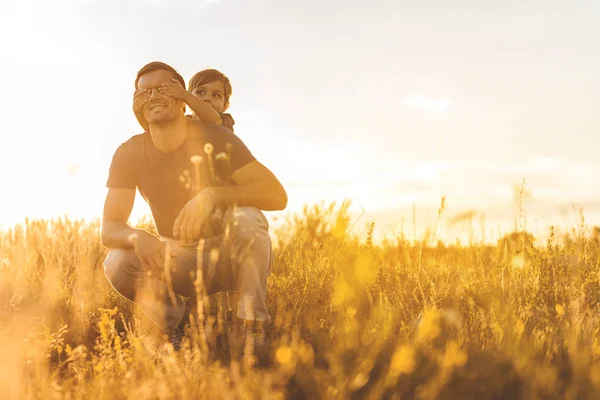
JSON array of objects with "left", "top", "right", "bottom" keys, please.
[
  {"left": 555, "top": 304, "right": 565, "bottom": 317},
  {"left": 511, "top": 254, "right": 525, "bottom": 269},
  {"left": 441, "top": 340, "right": 467, "bottom": 369},
  {"left": 209, "top": 248, "right": 220, "bottom": 264},
  {"left": 0, "top": 258, "right": 10, "bottom": 270},
  {"left": 353, "top": 254, "right": 376, "bottom": 286},
  {"left": 389, "top": 344, "right": 416, "bottom": 376},
  {"left": 417, "top": 308, "right": 441, "bottom": 343},
  {"left": 349, "top": 372, "right": 370, "bottom": 391},
  {"left": 204, "top": 143, "right": 216, "bottom": 180},
  {"left": 332, "top": 280, "right": 354, "bottom": 307},
  {"left": 276, "top": 346, "right": 294, "bottom": 368},
  {"left": 215, "top": 152, "right": 229, "bottom": 161},
  {"left": 515, "top": 319, "right": 525, "bottom": 337},
  {"left": 190, "top": 155, "right": 203, "bottom": 165},
  {"left": 298, "top": 342, "right": 314, "bottom": 366}
]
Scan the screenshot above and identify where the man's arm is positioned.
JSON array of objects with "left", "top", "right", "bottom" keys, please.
[
  {"left": 101, "top": 188, "right": 171, "bottom": 271},
  {"left": 211, "top": 160, "right": 287, "bottom": 211},
  {"left": 172, "top": 161, "right": 287, "bottom": 241},
  {"left": 100, "top": 188, "right": 138, "bottom": 248}
]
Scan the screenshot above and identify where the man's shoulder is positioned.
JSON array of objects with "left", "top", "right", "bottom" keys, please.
[
  {"left": 117, "top": 132, "right": 148, "bottom": 152},
  {"left": 207, "top": 123, "right": 235, "bottom": 136},
  {"left": 188, "top": 119, "right": 239, "bottom": 142},
  {"left": 124, "top": 132, "right": 147, "bottom": 144}
]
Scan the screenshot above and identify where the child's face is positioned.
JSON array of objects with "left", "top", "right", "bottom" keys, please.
[{"left": 190, "top": 80, "right": 226, "bottom": 113}]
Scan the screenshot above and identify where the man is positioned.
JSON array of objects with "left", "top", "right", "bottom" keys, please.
[{"left": 101, "top": 61, "right": 287, "bottom": 357}]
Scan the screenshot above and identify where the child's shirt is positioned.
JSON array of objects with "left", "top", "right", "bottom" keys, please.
[
  {"left": 186, "top": 113, "right": 235, "bottom": 132},
  {"left": 221, "top": 113, "right": 235, "bottom": 132}
]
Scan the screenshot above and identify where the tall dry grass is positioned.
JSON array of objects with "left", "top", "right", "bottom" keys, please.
[{"left": 1, "top": 202, "right": 600, "bottom": 399}]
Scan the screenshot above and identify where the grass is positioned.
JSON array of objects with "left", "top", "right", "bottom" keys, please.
[{"left": 1, "top": 202, "right": 600, "bottom": 399}]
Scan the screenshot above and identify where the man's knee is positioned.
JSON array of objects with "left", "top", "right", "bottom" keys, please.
[
  {"left": 103, "top": 249, "right": 139, "bottom": 299},
  {"left": 226, "top": 207, "right": 270, "bottom": 245},
  {"left": 225, "top": 207, "right": 273, "bottom": 277},
  {"left": 103, "top": 248, "right": 139, "bottom": 276}
]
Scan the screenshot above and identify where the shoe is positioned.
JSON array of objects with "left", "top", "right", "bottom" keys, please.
[
  {"left": 169, "top": 324, "right": 184, "bottom": 352},
  {"left": 243, "top": 329, "right": 271, "bottom": 367},
  {"left": 168, "top": 308, "right": 191, "bottom": 352}
]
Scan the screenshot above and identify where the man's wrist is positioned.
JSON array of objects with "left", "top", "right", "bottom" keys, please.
[
  {"left": 204, "top": 186, "right": 234, "bottom": 207},
  {"left": 126, "top": 228, "right": 148, "bottom": 247}
]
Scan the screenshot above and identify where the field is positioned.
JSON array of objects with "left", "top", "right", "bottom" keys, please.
[{"left": 1, "top": 202, "right": 600, "bottom": 399}]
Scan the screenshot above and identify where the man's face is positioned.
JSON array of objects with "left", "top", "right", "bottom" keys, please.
[
  {"left": 190, "top": 80, "right": 226, "bottom": 113},
  {"left": 137, "top": 69, "right": 184, "bottom": 124}
]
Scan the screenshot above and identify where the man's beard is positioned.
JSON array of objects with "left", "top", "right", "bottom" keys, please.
[{"left": 146, "top": 109, "right": 177, "bottom": 125}]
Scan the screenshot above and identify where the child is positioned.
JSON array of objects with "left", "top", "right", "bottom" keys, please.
[{"left": 133, "top": 68, "right": 235, "bottom": 132}]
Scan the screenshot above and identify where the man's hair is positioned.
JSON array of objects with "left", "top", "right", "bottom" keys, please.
[
  {"left": 188, "top": 69, "right": 233, "bottom": 111},
  {"left": 135, "top": 61, "right": 186, "bottom": 89}
]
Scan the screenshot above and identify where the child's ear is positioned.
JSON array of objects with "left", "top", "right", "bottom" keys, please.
[{"left": 221, "top": 101, "right": 230, "bottom": 112}]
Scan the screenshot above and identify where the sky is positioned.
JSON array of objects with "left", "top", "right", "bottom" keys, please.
[{"left": 0, "top": 0, "right": 598, "bottom": 243}]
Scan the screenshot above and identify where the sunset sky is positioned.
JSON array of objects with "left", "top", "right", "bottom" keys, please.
[{"left": 0, "top": 0, "right": 598, "bottom": 242}]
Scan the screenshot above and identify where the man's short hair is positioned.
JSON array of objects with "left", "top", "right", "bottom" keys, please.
[
  {"left": 135, "top": 61, "right": 186, "bottom": 89},
  {"left": 188, "top": 69, "right": 233, "bottom": 111}
]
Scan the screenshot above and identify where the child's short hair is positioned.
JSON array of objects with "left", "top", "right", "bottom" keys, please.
[{"left": 188, "top": 69, "right": 233, "bottom": 111}]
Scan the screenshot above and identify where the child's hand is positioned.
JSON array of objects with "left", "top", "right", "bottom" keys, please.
[
  {"left": 159, "top": 79, "right": 189, "bottom": 101},
  {"left": 133, "top": 89, "right": 150, "bottom": 112}
]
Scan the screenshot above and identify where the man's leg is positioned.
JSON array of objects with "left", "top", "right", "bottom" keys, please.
[
  {"left": 219, "top": 207, "right": 272, "bottom": 325},
  {"left": 206, "top": 207, "right": 272, "bottom": 364},
  {"left": 103, "top": 245, "right": 199, "bottom": 333}
]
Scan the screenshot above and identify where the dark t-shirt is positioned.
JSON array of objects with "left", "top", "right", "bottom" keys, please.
[
  {"left": 221, "top": 113, "right": 235, "bottom": 132},
  {"left": 106, "top": 120, "right": 254, "bottom": 239}
]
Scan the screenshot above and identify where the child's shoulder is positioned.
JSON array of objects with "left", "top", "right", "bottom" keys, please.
[
  {"left": 186, "top": 113, "right": 234, "bottom": 132},
  {"left": 221, "top": 113, "right": 235, "bottom": 132}
]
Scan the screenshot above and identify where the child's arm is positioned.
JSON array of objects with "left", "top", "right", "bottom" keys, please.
[
  {"left": 184, "top": 91, "right": 223, "bottom": 126},
  {"left": 159, "top": 79, "right": 223, "bottom": 126},
  {"left": 133, "top": 89, "right": 150, "bottom": 132}
]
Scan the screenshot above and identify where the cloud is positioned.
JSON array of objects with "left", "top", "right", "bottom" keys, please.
[{"left": 404, "top": 94, "right": 450, "bottom": 112}]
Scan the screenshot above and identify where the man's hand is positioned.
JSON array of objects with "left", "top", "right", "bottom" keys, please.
[
  {"left": 130, "top": 230, "right": 175, "bottom": 275},
  {"left": 173, "top": 188, "right": 215, "bottom": 243},
  {"left": 159, "top": 78, "right": 190, "bottom": 102},
  {"left": 133, "top": 89, "right": 150, "bottom": 113}
]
